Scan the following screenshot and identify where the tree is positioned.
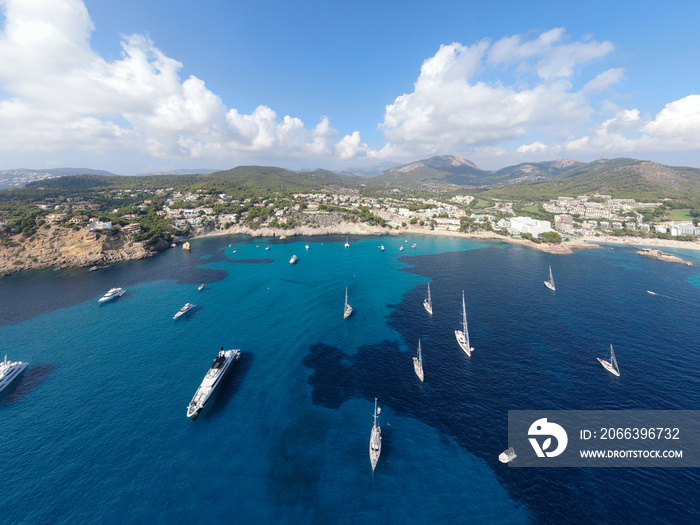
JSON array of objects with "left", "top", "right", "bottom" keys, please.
[{"left": 538, "top": 231, "right": 562, "bottom": 244}]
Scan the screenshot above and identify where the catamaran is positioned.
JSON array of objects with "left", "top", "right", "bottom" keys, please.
[
  {"left": 344, "top": 288, "right": 353, "bottom": 319},
  {"left": 369, "top": 398, "right": 382, "bottom": 471},
  {"left": 413, "top": 340, "right": 424, "bottom": 382},
  {"left": 544, "top": 265, "right": 556, "bottom": 291},
  {"left": 423, "top": 283, "right": 433, "bottom": 315},
  {"left": 455, "top": 290, "right": 474, "bottom": 357},
  {"left": 597, "top": 344, "right": 620, "bottom": 377}
]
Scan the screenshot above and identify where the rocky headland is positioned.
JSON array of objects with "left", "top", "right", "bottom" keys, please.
[
  {"left": 0, "top": 225, "right": 168, "bottom": 275},
  {"left": 635, "top": 247, "right": 694, "bottom": 265}
]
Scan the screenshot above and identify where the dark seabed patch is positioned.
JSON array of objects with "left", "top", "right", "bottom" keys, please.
[{"left": 2, "top": 363, "right": 59, "bottom": 406}]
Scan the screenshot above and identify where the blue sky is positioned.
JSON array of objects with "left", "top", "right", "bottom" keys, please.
[{"left": 0, "top": 0, "right": 699, "bottom": 174}]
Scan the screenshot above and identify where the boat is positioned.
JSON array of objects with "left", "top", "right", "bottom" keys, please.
[
  {"left": 305, "top": 244, "right": 310, "bottom": 250},
  {"left": 369, "top": 398, "right": 382, "bottom": 471},
  {"left": 647, "top": 290, "right": 656, "bottom": 295},
  {"left": 499, "top": 447, "right": 517, "bottom": 463},
  {"left": 0, "top": 355, "right": 29, "bottom": 393},
  {"left": 380, "top": 245, "right": 385, "bottom": 251},
  {"left": 412, "top": 243, "right": 417, "bottom": 248},
  {"left": 399, "top": 246, "right": 404, "bottom": 251},
  {"left": 345, "top": 236, "right": 350, "bottom": 248},
  {"left": 413, "top": 340, "right": 424, "bottom": 382},
  {"left": 423, "top": 283, "right": 433, "bottom": 315},
  {"left": 98, "top": 287, "right": 125, "bottom": 303},
  {"left": 597, "top": 344, "right": 620, "bottom": 377},
  {"left": 544, "top": 265, "right": 556, "bottom": 291},
  {"left": 187, "top": 347, "right": 240, "bottom": 420},
  {"left": 289, "top": 255, "right": 298, "bottom": 264},
  {"left": 344, "top": 288, "right": 353, "bottom": 319},
  {"left": 198, "top": 284, "right": 204, "bottom": 291},
  {"left": 455, "top": 290, "right": 474, "bottom": 357},
  {"left": 265, "top": 246, "right": 270, "bottom": 251},
  {"left": 173, "top": 302, "right": 195, "bottom": 319}
]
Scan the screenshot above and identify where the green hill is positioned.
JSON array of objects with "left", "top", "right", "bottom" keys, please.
[{"left": 482, "top": 158, "right": 700, "bottom": 201}]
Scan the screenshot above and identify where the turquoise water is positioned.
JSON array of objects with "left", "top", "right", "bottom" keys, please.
[{"left": 1, "top": 235, "right": 699, "bottom": 523}]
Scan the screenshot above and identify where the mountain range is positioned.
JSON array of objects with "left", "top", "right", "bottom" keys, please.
[{"left": 6, "top": 155, "right": 700, "bottom": 201}]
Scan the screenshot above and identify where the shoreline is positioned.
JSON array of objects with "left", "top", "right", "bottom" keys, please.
[{"left": 4, "top": 222, "right": 700, "bottom": 277}]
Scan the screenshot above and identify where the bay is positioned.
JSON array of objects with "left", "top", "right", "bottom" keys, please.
[{"left": 1, "top": 234, "right": 698, "bottom": 524}]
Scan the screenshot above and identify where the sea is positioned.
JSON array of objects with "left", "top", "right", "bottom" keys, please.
[{"left": 1, "top": 234, "right": 699, "bottom": 524}]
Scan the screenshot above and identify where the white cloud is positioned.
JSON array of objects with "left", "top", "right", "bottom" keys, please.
[
  {"left": 0, "top": 0, "right": 348, "bottom": 167},
  {"left": 377, "top": 30, "right": 614, "bottom": 161}
]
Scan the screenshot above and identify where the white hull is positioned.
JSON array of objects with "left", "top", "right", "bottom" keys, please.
[
  {"left": 413, "top": 358, "right": 424, "bottom": 382},
  {"left": 544, "top": 280, "right": 556, "bottom": 291},
  {"left": 499, "top": 447, "right": 517, "bottom": 463},
  {"left": 423, "top": 284, "right": 433, "bottom": 315},
  {"left": 456, "top": 291, "right": 473, "bottom": 357},
  {"left": 0, "top": 357, "right": 28, "bottom": 393},
  {"left": 289, "top": 255, "right": 297, "bottom": 264},
  {"left": 413, "top": 341, "right": 424, "bottom": 382},
  {"left": 343, "top": 288, "right": 352, "bottom": 319},
  {"left": 98, "top": 288, "right": 124, "bottom": 302},
  {"left": 369, "top": 398, "right": 382, "bottom": 471},
  {"left": 174, "top": 303, "right": 195, "bottom": 319},
  {"left": 597, "top": 357, "right": 620, "bottom": 377},
  {"left": 187, "top": 349, "right": 240, "bottom": 420},
  {"left": 455, "top": 330, "right": 473, "bottom": 357}
]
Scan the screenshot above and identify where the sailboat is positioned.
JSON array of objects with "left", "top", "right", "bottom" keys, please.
[
  {"left": 423, "top": 283, "right": 433, "bottom": 315},
  {"left": 544, "top": 265, "right": 556, "bottom": 291},
  {"left": 455, "top": 290, "right": 474, "bottom": 357},
  {"left": 597, "top": 344, "right": 620, "bottom": 377},
  {"left": 369, "top": 398, "right": 382, "bottom": 471},
  {"left": 343, "top": 288, "right": 353, "bottom": 319},
  {"left": 344, "top": 236, "right": 350, "bottom": 248},
  {"left": 413, "top": 340, "right": 424, "bottom": 382}
]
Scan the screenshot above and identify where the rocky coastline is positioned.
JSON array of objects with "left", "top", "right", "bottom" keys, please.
[
  {"left": 0, "top": 225, "right": 169, "bottom": 276},
  {"left": 3, "top": 219, "right": 699, "bottom": 277},
  {"left": 635, "top": 248, "right": 694, "bottom": 265}
]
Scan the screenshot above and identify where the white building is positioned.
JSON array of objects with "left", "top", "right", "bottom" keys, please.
[{"left": 508, "top": 217, "right": 552, "bottom": 237}]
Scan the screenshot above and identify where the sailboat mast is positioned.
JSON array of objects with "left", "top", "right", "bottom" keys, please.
[
  {"left": 418, "top": 340, "right": 422, "bottom": 361},
  {"left": 373, "top": 398, "right": 378, "bottom": 428},
  {"left": 462, "top": 291, "right": 470, "bottom": 349}
]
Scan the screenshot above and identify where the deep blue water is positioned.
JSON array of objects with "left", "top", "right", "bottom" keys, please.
[{"left": 1, "top": 235, "right": 699, "bottom": 524}]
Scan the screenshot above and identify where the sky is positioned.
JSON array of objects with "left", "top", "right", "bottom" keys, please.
[{"left": 0, "top": 0, "right": 699, "bottom": 175}]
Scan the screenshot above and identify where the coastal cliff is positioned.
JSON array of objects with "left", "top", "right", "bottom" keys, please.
[{"left": 0, "top": 225, "right": 168, "bottom": 275}]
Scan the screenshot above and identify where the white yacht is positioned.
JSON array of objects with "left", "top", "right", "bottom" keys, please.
[
  {"left": 423, "top": 283, "right": 433, "bottom": 315},
  {"left": 305, "top": 244, "right": 310, "bottom": 250},
  {"left": 198, "top": 284, "right": 204, "bottom": 291},
  {"left": 289, "top": 255, "right": 298, "bottom": 264},
  {"left": 344, "top": 237, "right": 350, "bottom": 248},
  {"left": 544, "top": 265, "right": 556, "bottom": 291},
  {"left": 369, "top": 398, "right": 382, "bottom": 471},
  {"left": 0, "top": 355, "right": 29, "bottom": 393},
  {"left": 380, "top": 245, "right": 385, "bottom": 251},
  {"left": 499, "top": 447, "right": 517, "bottom": 463},
  {"left": 597, "top": 344, "right": 620, "bottom": 377},
  {"left": 413, "top": 340, "right": 424, "bottom": 382},
  {"left": 187, "top": 347, "right": 241, "bottom": 420},
  {"left": 173, "top": 302, "right": 195, "bottom": 319},
  {"left": 98, "top": 287, "right": 125, "bottom": 303},
  {"left": 344, "top": 288, "right": 353, "bottom": 320},
  {"left": 455, "top": 290, "right": 474, "bottom": 357},
  {"left": 399, "top": 246, "right": 404, "bottom": 251}
]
